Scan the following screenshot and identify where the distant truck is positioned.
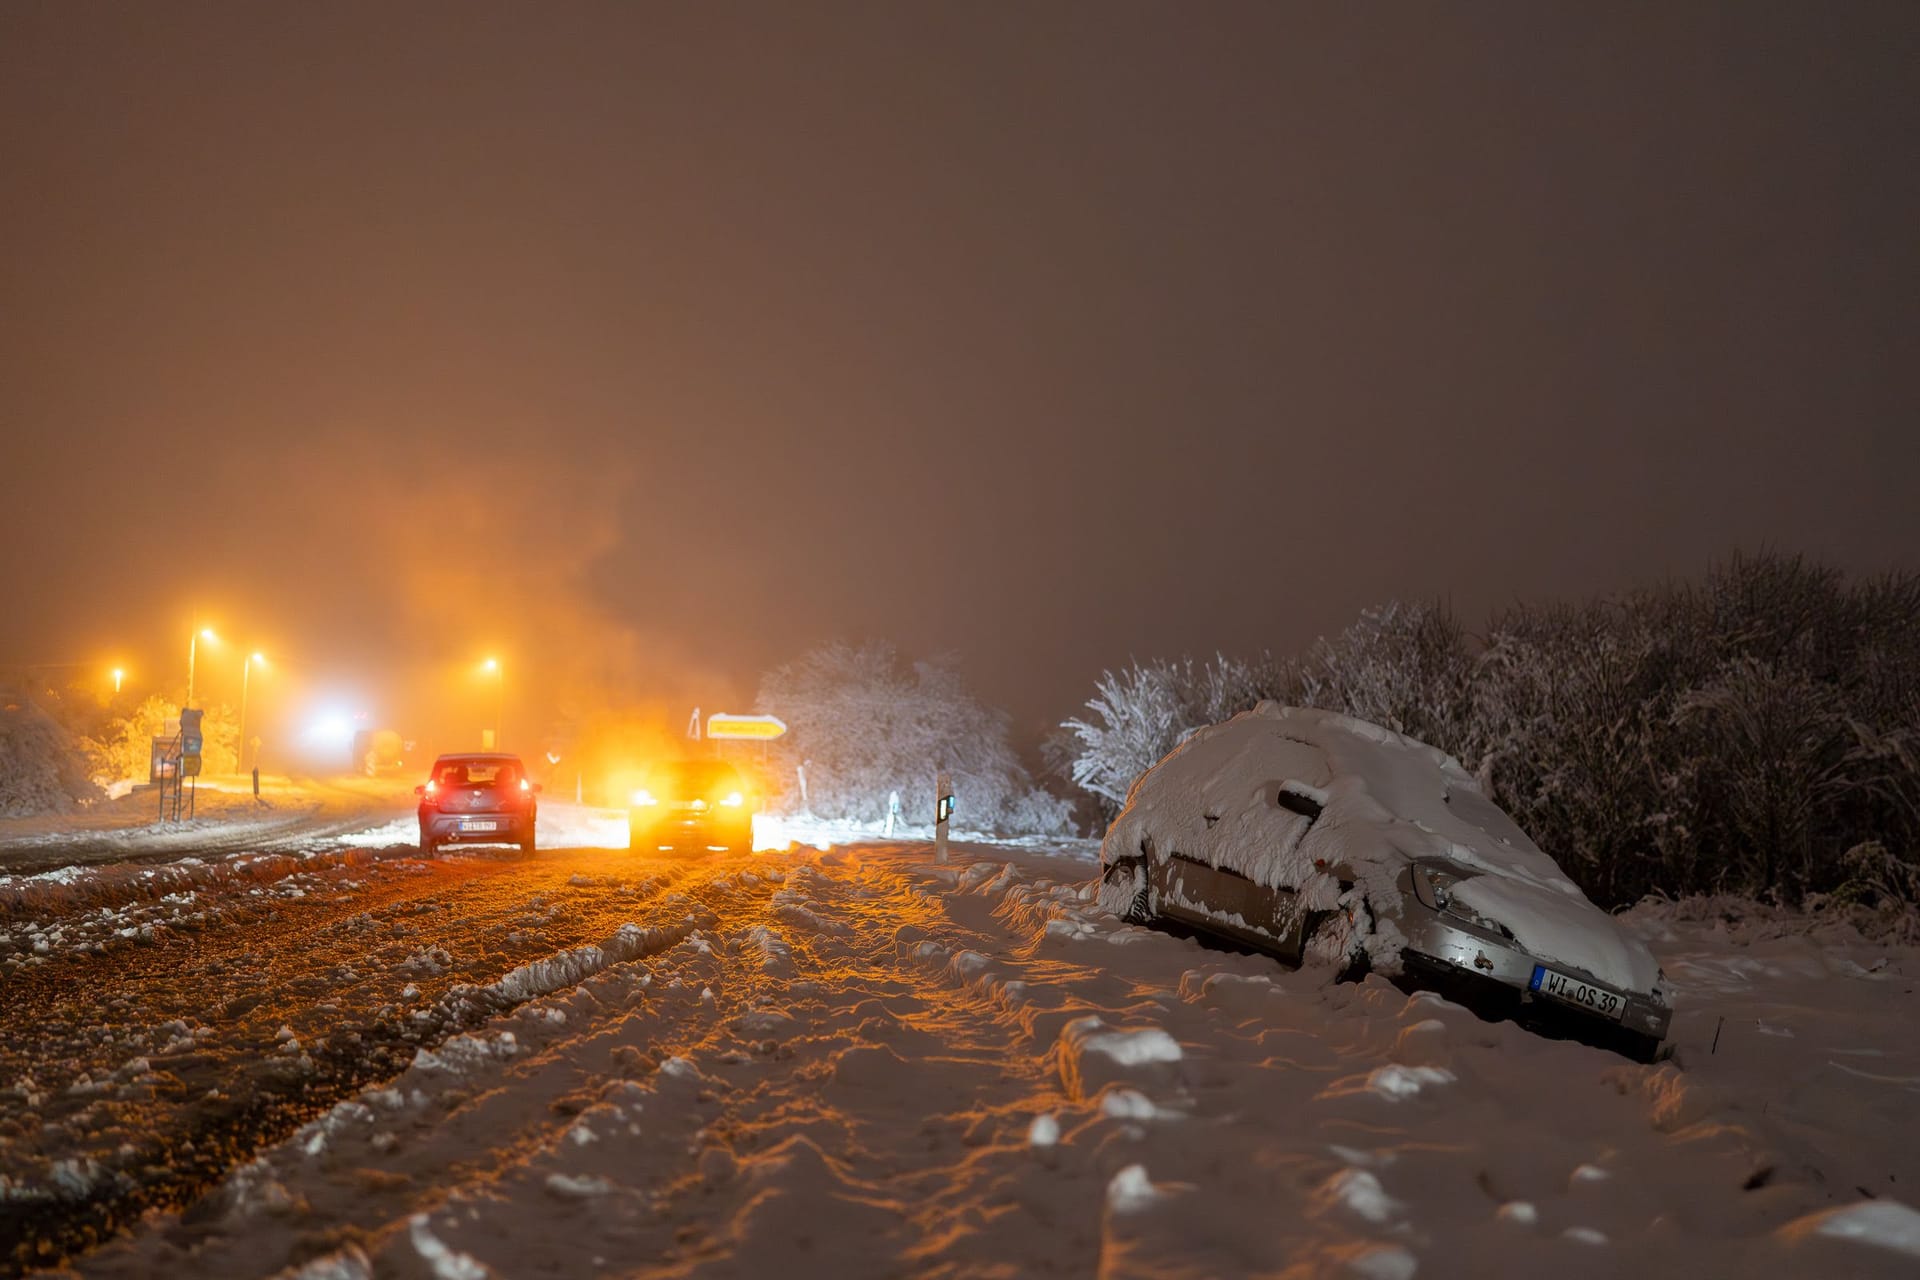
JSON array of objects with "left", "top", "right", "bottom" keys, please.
[{"left": 351, "top": 728, "right": 409, "bottom": 777}]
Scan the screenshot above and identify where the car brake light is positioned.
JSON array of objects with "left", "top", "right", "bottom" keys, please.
[{"left": 519, "top": 778, "right": 531, "bottom": 792}]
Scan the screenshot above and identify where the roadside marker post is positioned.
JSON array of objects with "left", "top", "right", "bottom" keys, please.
[{"left": 935, "top": 773, "right": 954, "bottom": 863}]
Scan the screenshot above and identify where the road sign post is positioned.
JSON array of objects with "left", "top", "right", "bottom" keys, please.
[{"left": 935, "top": 772, "right": 954, "bottom": 863}]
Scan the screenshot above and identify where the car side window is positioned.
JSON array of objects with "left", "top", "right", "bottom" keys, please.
[{"left": 1276, "top": 784, "right": 1324, "bottom": 823}]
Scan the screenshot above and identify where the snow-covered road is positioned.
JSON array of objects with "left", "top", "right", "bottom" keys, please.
[
  {"left": 3, "top": 838, "right": 1917, "bottom": 1278},
  {"left": 0, "top": 776, "right": 418, "bottom": 878}
]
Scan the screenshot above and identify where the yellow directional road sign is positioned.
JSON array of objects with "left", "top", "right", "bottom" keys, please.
[{"left": 706, "top": 714, "right": 788, "bottom": 741}]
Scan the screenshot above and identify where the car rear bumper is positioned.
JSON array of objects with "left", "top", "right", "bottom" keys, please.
[{"left": 422, "top": 812, "right": 535, "bottom": 843}]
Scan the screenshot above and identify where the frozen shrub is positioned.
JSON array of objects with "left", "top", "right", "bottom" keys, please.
[
  {"left": 1063, "top": 654, "right": 1274, "bottom": 817},
  {"left": 0, "top": 693, "right": 105, "bottom": 816},
  {"left": 1064, "top": 552, "right": 1920, "bottom": 911},
  {"left": 1062, "top": 663, "right": 1183, "bottom": 811},
  {"left": 1299, "top": 602, "right": 1480, "bottom": 758},
  {"left": 1677, "top": 657, "right": 1850, "bottom": 899},
  {"left": 90, "top": 695, "right": 241, "bottom": 783},
  {"left": 756, "top": 641, "right": 1072, "bottom": 836}
]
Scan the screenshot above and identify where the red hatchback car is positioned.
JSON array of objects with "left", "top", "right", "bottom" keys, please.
[{"left": 416, "top": 753, "right": 540, "bottom": 854}]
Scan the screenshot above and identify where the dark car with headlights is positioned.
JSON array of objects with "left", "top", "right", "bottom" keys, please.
[
  {"left": 630, "top": 758, "right": 756, "bottom": 853},
  {"left": 417, "top": 753, "right": 540, "bottom": 854}
]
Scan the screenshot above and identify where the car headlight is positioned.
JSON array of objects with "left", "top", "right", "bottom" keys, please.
[
  {"left": 1411, "top": 862, "right": 1514, "bottom": 940},
  {"left": 631, "top": 788, "right": 657, "bottom": 807},
  {"left": 721, "top": 791, "right": 744, "bottom": 807}
]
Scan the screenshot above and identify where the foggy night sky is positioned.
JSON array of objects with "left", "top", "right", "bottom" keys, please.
[{"left": 2, "top": 2, "right": 1916, "bottom": 744}]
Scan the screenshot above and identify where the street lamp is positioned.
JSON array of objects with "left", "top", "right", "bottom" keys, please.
[
  {"left": 238, "top": 652, "right": 266, "bottom": 773},
  {"left": 111, "top": 668, "right": 125, "bottom": 695},
  {"left": 483, "top": 657, "right": 503, "bottom": 749},
  {"left": 186, "top": 628, "right": 217, "bottom": 709}
]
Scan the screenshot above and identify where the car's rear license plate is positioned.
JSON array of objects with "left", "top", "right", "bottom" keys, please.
[
  {"left": 461, "top": 820, "right": 499, "bottom": 832},
  {"left": 1530, "top": 965, "right": 1625, "bottom": 1021}
]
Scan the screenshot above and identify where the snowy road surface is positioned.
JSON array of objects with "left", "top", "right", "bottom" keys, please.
[
  {"left": 0, "top": 776, "right": 417, "bottom": 878},
  {"left": 2, "top": 835, "right": 1917, "bottom": 1278}
]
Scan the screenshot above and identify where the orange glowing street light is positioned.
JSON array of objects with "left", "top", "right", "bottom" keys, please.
[{"left": 111, "top": 667, "right": 125, "bottom": 695}]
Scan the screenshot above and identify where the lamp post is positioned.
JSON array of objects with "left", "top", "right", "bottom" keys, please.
[
  {"left": 186, "top": 628, "right": 216, "bottom": 709},
  {"left": 238, "top": 652, "right": 265, "bottom": 773},
  {"left": 483, "top": 657, "right": 503, "bottom": 749},
  {"left": 111, "top": 668, "right": 124, "bottom": 696}
]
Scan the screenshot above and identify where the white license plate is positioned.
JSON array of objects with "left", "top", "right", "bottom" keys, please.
[
  {"left": 460, "top": 820, "right": 499, "bottom": 832},
  {"left": 1530, "top": 965, "right": 1626, "bottom": 1021}
]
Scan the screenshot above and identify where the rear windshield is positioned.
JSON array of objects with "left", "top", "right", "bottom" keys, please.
[
  {"left": 434, "top": 759, "right": 522, "bottom": 787},
  {"left": 652, "top": 760, "right": 742, "bottom": 797}
]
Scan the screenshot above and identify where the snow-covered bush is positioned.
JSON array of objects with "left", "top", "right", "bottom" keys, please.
[
  {"left": 1677, "top": 657, "right": 1851, "bottom": 899},
  {"left": 89, "top": 695, "right": 241, "bottom": 783},
  {"left": 756, "top": 641, "right": 1072, "bottom": 836},
  {"left": 1298, "top": 602, "right": 1480, "bottom": 757},
  {"left": 1063, "top": 654, "right": 1273, "bottom": 815},
  {"left": 1063, "top": 553, "right": 1920, "bottom": 911},
  {"left": 0, "top": 693, "right": 105, "bottom": 816}
]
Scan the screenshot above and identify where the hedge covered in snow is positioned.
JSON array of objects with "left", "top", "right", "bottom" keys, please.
[{"left": 1064, "top": 553, "right": 1920, "bottom": 911}]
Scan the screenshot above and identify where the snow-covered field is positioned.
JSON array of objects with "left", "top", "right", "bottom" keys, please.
[
  {"left": 0, "top": 775, "right": 417, "bottom": 878},
  {"left": 2, "top": 834, "right": 1916, "bottom": 1278}
]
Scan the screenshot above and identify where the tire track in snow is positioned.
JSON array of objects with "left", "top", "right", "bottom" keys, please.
[{"left": 0, "top": 848, "right": 714, "bottom": 1276}]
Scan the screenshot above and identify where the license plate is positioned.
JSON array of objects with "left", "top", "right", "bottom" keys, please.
[
  {"left": 1530, "top": 965, "right": 1625, "bottom": 1021},
  {"left": 460, "top": 820, "right": 499, "bottom": 832}
]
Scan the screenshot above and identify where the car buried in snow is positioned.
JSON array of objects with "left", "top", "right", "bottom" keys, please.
[{"left": 1097, "top": 703, "right": 1673, "bottom": 1060}]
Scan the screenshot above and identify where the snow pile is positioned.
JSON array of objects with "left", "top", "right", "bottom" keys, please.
[
  {"left": 1781, "top": 1200, "right": 1920, "bottom": 1261},
  {"left": 489, "top": 920, "right": 698, "bottom": 1001}
]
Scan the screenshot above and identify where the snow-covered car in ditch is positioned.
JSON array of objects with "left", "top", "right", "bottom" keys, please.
[{"left": 1097, "top": 703, "right": 1672, "bottom": 1059}]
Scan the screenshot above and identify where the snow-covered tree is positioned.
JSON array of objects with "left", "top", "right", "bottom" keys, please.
[
  {"left": 756, "top": 641, "right": 1072, "bottom": 835},
  {"left": 1063, "top": 654, "right": 1274, "bottom": 815},
  {"left": 0, "top": 693, "right": 104, "bottom": 816},
  {"left": 90, "top": 696, "right": 240, "bottom": 783}
]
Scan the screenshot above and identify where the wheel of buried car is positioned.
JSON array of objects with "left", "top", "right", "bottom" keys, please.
[{"left": 1096, "top": 702, "right": 1673, "bottom": 1062}]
